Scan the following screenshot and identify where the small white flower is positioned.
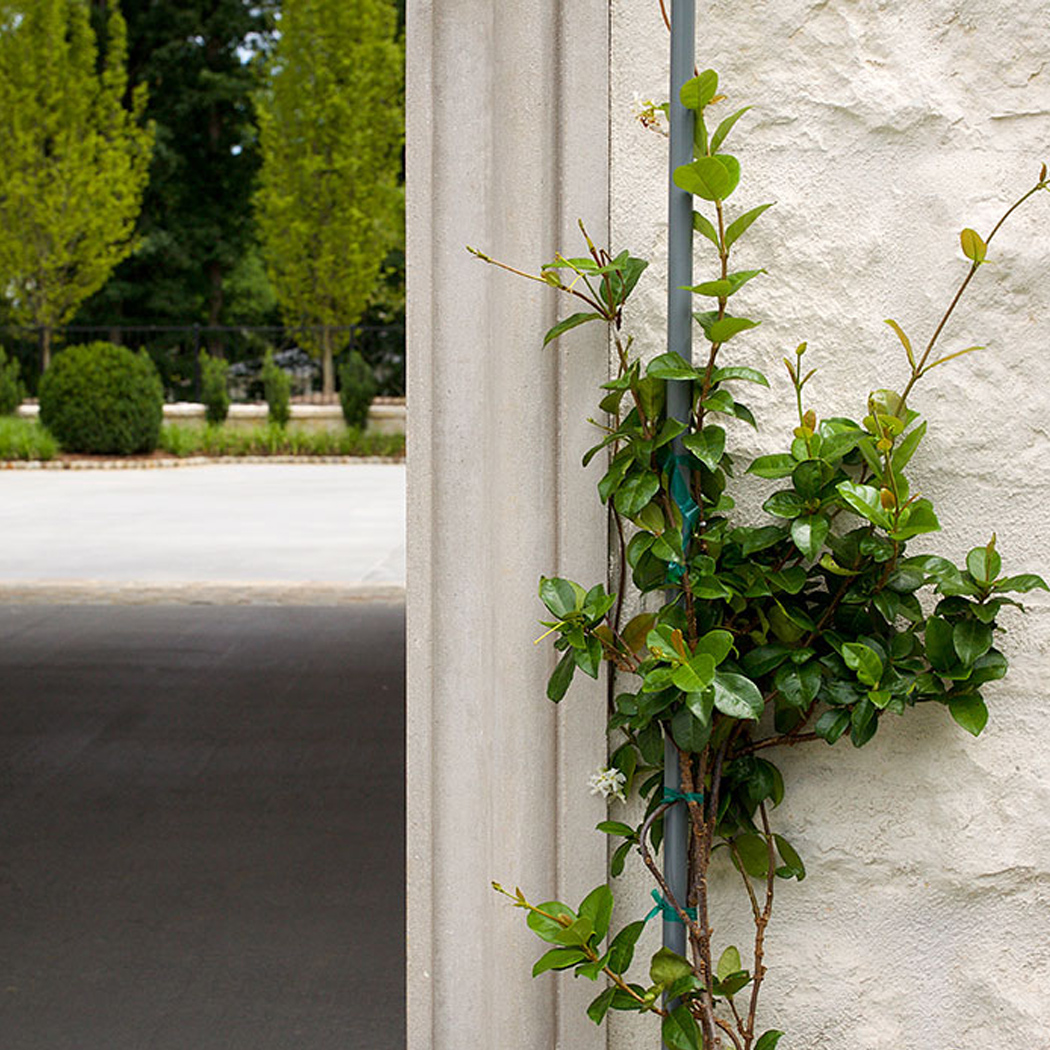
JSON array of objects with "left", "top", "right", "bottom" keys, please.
[
  {"left": 629, "top": 92, "right": 669, "bottom": 138},
  {"left": 588, "top": 766, "right": 627, "bottom": 803}
]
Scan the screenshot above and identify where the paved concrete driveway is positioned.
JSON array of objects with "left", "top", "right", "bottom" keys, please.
[
  {"left": 0, "top": 463, "right": 405, "bottom": 595},
  {"left": 0, "top": 603, "right": 405, "bottom": 1050}
]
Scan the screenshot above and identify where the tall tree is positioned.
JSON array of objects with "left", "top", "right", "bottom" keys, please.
[
  {"left": 0, "top": 0, "right": 153, "bottom": 369},
  {"left": 76, "top": 1, "right": 276, "bottom": 342},
  {"left": 256, "top": 0, "right": 403, "bottom": 397}
]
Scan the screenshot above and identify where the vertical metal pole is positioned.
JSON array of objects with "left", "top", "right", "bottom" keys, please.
[{"left": 664, "top": 0, "right": 695, "bottom": 1015}]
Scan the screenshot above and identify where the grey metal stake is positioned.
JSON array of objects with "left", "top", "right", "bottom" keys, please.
[{"left": 663, "top": 0, "right": 695, "bottom": 1029}]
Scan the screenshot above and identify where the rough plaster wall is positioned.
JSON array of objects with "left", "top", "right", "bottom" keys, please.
[{"left": 607, "top": 2, "right": 1050, "bottom": 1047}]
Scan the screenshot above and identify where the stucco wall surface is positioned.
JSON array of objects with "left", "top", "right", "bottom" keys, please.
[{"left": 608, "top": 2, "right": 1050, "bottom": 1048}]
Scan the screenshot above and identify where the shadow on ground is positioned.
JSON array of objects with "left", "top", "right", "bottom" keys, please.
[{"left": 0, "top": 603, "right": 405, "bottom": 1050}]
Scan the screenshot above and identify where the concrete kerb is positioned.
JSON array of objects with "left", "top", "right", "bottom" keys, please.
[
  {"left": 0, "top": 455, "right": 404, "bottom": 470},
  {"left": 0, "top": 581, "right": 406, "bottom": 605}
]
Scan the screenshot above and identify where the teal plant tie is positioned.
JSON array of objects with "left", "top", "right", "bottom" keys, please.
[
  {"left": 660, "top": 449, "right": 700, "bottom": 584},
  {"left": 662, "top": 788, "right": 704, "bottom": 806},
  {"left": 644, "top": 889, "right": 697, "bottom": 925}
]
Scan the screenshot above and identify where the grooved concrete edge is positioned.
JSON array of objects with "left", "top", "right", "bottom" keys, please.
[
  {"left": 0, "top": 455, "right": 405, "bottom": 470},
  {"left": 0, "top": 581, "right": 406, "bottom": 605}
]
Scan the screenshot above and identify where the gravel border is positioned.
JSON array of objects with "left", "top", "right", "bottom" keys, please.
[{"left": 0, "top": 455, "right": 405, "bottom": 470}]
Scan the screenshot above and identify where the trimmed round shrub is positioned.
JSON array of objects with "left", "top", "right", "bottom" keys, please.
[
  {"left": 39, "top": 342, "right": 163, "bottom": 454},
  {"left": 338, "top": 350, "right": 377, "bottom": 430},
  {"left": 0, "top": 346, "right": 25, "bottom": 415},
  {"left": 199, "top": 350, "right": 230, "bottom": 424},
  {"left": 261, "top": 348, "right": 290, "bottom": 427}
]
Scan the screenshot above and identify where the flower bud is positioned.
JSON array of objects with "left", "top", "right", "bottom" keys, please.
[{"left": 880, "top": 487, "right": 896, "bottom": 509}]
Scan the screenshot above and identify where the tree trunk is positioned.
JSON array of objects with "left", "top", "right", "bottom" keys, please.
[
  {"left": 322, "top": 325, "right": 334, "bottom": 400},
  {"left": 206, "top": 259, "right": 224, "bottom": 357},
  {"left": 41, "top": 326, "right": 52, "bottom": 372}
]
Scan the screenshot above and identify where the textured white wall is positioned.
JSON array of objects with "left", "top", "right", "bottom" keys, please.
[{"left": 608, "top": 2, "right": 1050, "bottom": 1048}]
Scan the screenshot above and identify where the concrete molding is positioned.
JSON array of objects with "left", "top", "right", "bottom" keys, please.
[{"left": 407, "top": 2, "right": 611, "bottom": 1048}]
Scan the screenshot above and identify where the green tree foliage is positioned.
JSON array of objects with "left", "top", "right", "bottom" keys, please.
[
  {"left": 0, "top": 0, "right": 153, "bottom": 369},
  {"left": 76, "top": 1, "right": 277, "bottom": 339},
  {"left": 255, "top": 0, "right": 403, "bottom": 397}
]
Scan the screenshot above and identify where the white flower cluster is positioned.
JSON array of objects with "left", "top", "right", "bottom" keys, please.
[
  {"left": 588, "top": 766, "right": 627, "bottom": 803},
  {"left": 630, "top": 92, "right": 669, "bottom": 138}
]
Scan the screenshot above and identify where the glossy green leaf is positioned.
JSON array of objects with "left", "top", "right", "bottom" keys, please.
[
  {"left": 774, "top": 660, "right": 822, "bottom": 708},
  {"left": 586, "top": 987, "right": 616, "bottom": 1025},
  {"left": 674, "top": 156, "right": 734, "bottom": 201},
  {"left": 814, "top": 708, "right": 850, "bottom": 744},
  {"left": 613, "top": 472, "right": 660, "bottom": 517},
  {"left": 672, "top": 653, "right": 717, "bottom": 693},
  {"left": 892, "top": 420, "right": 926, "bottom": 472},
  {"left": 693, "top": 210, "right": 721, "bottom": 248},
  {"left": 960, "top": 227, "right": 987, "bottom": 263},
  {"left": 953, "top": 620, "right": 993, "bottom": 666},
  {"left": 967, "top": 543, "right": 1002, "bottom": 585},
  {"left": 716, "top": 945, "right": 742, "bottom": 982},
  {"left": 836, "top": 480, "right": 890, "bottom": 528},
  {"left": 711, "top": 364, "right": 769, "bottom": 386},
  {"left": 696, "top": 628, "right": 735, "bottom": 665},
  {"left": 842, "top": 643, "right": 883, "bottom": 687},
  {"left": 734, "top": 832, "right": 771, "bottom": 877},
  {"left": 543, "top": 312, "right": 603, "bottom": 347},
  {"left": 680, "top": 69, "right": 718, "bottom": 110},
  {"left": 694, "top": 312, "right": 760, "bottom": 344},
  {"left": 551, "top": 915, "right": 594, "bottom": 947},
  {"left": 670, "top": 706, "right": 712, "bottom": 752},
  {"left": 755, "top": 1031, "right": 785, "bottom": 1050},
  {"left": 748, "top": 453, "right": 797, "bottom": 479},
  {"left": 662, "top": 1005, "right": 702, "bottom": 1050},
  {"left": 533, "top": 947, "right": 588, "bottom": 976},
  {"left": 547, "top": 649, "right": 576, "bottom": 702},
  {"left": 724, "top": 202, "right": 774, "bottom": 248},
  {"left": 791, "top": 514, "right": 830, "bottom": 558},
  {"left": 687, "top": 270, "right": 765, "bottom": 300},
  {"left": 971, "top": 650, "right": 1008, "bottom": 686},
  {"left": 774, "top": 834, "right": 805, "bottom": 880},
  {"left": 650, "top": 947, "right": 695, "bottom": 987},
  {"left": 682, "top": 425, "right": 726, "bottom": 470},
  {"left": 888, "top": 499, "right": 940, "bottom": 541},
  {"left": 949, "top": 693, "right": 988, "bottom": 736},
  {"left": 993, "top": 573, "right": 1048, "bottom": 593},
  {"left": 527, "top": 900, "right": 576, "bottom": 944},
  {"left": 711, "top": 105, "right": 752, "bottom": 151},
  {"left": 850, "top": 699, "right": 878, "bottom": 747},
  {"left": 924, "top": 616, "right": 956, "bottom": 671},
  {"left": 712, "top": 671, "right": 764, "bottom": 720},
  {"left": 763, "top": 490, "right": 806, "bottom": 519},
  {"left": 578, "top": 885, "right": 614, "bottom": 941},
  {"left": 607, "top": 921, "right": 645, "bottom": 975},
  {"left": 646, "top": 351, "right": 702, "bottom": 381},
  {"left": 539, "top": 576, "right": 580, "bottom": 618}
]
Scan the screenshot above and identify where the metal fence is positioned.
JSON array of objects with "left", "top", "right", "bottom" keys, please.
[{"left": 0, "top": 323, "right": 405, "bottom": 401}]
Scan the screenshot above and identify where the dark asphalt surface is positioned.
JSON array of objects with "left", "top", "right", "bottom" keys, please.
[{"left": 0, "top": 603, "right": 405, "bottom": 1050}]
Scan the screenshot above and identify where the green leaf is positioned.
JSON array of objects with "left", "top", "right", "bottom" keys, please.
[
  {"left": 662, "top": 1005, "right": 702, "bottom": 1050},
  {"left": 680, "top": 69, "right": 718, "bottom": 110},
  {"left": 694, "top": 311, "right": 760, "bottom": 344},
  {"left": 671, "top": 706, "right": 712, "bottom": 752},
  {"left": 533, "top": 947, "right": 588, "bottom": 976},
  {"left": 712, "top": 671, "right": 764, "bottom": 720},
  {"left": 551, "top": 915, "right": 595, "bottom": 947},
  {"left": 733, "top": 833, "right": 771, "bottom": 877},
  {"left": 716, "top": 945, "right": 742, "bottom": 981},
  {"left": 774, "top": 660, "right": 822, "bottom": 708},
  {"left": 543, "top": 312, "right": 603, "bottom": 347},
  {"left": 949, "top": 693, "right": 988, "bottom": 736},
  {"left": 586, "top": 987, "right": 616, "bottom": 1025},
  {"left": 884, "top": 318, "right": 917, "bottom": 369},
  {"left": 967, "top": 543, "right": 1002, "bottom": 585},
  {"left": 724, "top": 202, "right": 774, "bottom": 249},
  {"left": 671, "top": 652, "right": 717, "bottom": 693},
  {"left": 693, "top": 210, "right": 721, "bottom": 249},
  {"left": 850, "top": 699, "right": 878, "bottom": 747},
  {"left": 647, "top": 351, "right": 702, "bottom": 381},
  {"left": 614, "top": 472, "right": 660, "bottom": 517},
  {"left": 696, "top": 628, "right": 735, "bottom": 665},
  {"left": 971, "top": 649, "right": 1008, "bottom": 686},
  {"left": 596, "top": 821, "right": 636, "bottom": 838},
  {"left": 791, "top": 514, "right": 830, "bottom": 558},
  {"left": 687, "top": 270, "right": 766, "bottom": 300},
  {"left": 547, "top": 649, "right": 576, "bottom": 702},
  {"left": 763, "top": 490, "right": 806, "bottom": 519},
  {"left": 892, "top": 420, "right": 926, "bottom": 472},
  {"left": 888, "top": 499, "right": 940, "bottom": 541},
  {"left": 814, "top": 708, "right": 850, "bottom": 744},
  {"left": 578, "top": 885, "right": 614, "bottom": 941},
  {"left": 675, "top": 156, "right": 734, "bottom": 201},
  {"left": 607, "top": 921, "right": 645, "bottom": 974},
  {"left": 598, "top": 453, "right": 633, "bottom": 504},
  {"left": 710, "top": 363, "right": 769, "bottom": 386},
  {"left": 527, "top": 900, "right": 576, "bottom": 944},
  {"left": 953, "top": 620, "right": 993, "bottom": 666},
  {"left": 682, "top": 425, "right": 726, "bottom": 470},
  {"left": 710, "top": 105, "right": 752, "bottom": 151},
  {"left": 842, "top": 642, "right": 883, "bottom": 687},
  {"left": 748, "top": 453, "right": 797, "bottom": 479},
  {"left": 960, "top": 227, "right": 987, "bottom": 263},
  {"left": 650, "top": 947, "right": 695, "bottom": 987},
  {"left": 755, "top": 1031, "right": 786, "bottom": 1050},
  {"left": 836, "top": 480, "right": 890, "bottom": 528},
  {"left": 774, "top": 834, "right": 805, "bottom": 880},
  {"left": 924, "top": 616, "right": 957, "bottom": 671},
  {"left": 993, "top": 573, "right": 1048, "bottom": 593}
]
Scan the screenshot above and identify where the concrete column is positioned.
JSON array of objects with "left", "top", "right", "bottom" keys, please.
[{"left": 407, "top": 3, "right": 611, "bottom": 1048}]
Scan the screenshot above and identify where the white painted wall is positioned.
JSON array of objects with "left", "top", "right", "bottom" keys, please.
[{"left": 608, "top": 2, "right": 1050, "bottom": 1047}]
